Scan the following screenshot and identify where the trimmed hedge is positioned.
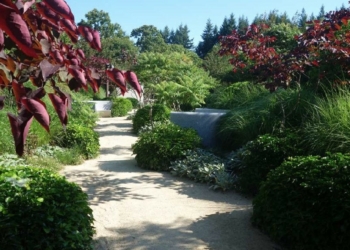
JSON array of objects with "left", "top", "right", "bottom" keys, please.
[
  {"left": 229, "top": 130, "right": 303, "bottom": 196},
  {"left": 0, "top": 166, "right": 94, "bottom": 249},
  {"left": 111, "top": 97, "right": 133, "bottom": 117},
  {"left": 132, "top": 104, "right": 170, "bottom": 134},
  {"left": 252, "top": 153, "right": 350, "bottom": 250},
  {"left": 132, "top": 122, "right": 201, "bottom": 171},
  {"left": 53, "top": 124, "right": 100, "bottom": 159}
]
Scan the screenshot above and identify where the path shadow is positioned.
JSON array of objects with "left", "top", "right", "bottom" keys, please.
[
  {"left": 93, "top": 213, "right": 279, "bottom": 250},
  {"left": 97, "top": 160, "right": 249, "bottom": 206},
  {"left": 64, "top": 163, "right": 152, "bottom": 206},
  {"left": 99, "top": 145, "right": 133, "bottom": 155}
]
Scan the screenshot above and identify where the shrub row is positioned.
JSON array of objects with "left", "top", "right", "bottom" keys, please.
[{"left": 0, "top": 166, "right": 94, "bottom": 249}]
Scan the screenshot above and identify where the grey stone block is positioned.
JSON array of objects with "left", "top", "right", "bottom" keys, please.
[{"left": 170, "top": 111, "right": 228, "bottom": 148}]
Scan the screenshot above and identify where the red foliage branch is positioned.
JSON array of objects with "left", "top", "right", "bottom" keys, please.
[
  {"left": 0, "top": 0, "right": 141, "bottom": 156},
  {"left": 219, "top": 4, "right": 350, "bottom": 91}
]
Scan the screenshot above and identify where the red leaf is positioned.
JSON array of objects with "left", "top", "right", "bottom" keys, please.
[
  {"left": 48, "top": 93, "right": 67, "bottom": 127},
  {"left": 12, "top": 80, "right": 27, "bottom": 109},
  {"left": 43, "top": 0, "right": 74, "bottom": 22},
  {"left": 59, "top": 18, "right": 78, "bottom": 43},
  {"left": 0, "top": 0, "right": 19, "bottom": 12},
  {"left": 124, "top": 71, "right": 142, "bottom": 97},
  {"left": 16, "top": 0, "right": 35, "bottom": 14},
  {"left": 86, "top": 68, "right": 100, "bottom": 93},
  {"left": 0, "top": 29, "right": 4, "bottom": 51},
  {"left": 106, "top": 68, "right": 127, "bottom": 93},
  {"left": 77, "top": 25, "right": 93, "bottom": 43},
  {"left": 91, "top": 29, "right": 102, "bottom": 51},
  {"left": 8, "top": 111, "right": 33, "bottom": 156},
  {"left": 0, "top": 10, "right": 37, "bottom": 58},
  {"left": 39, "top": 59, "right": 60, "bottom": 81},
  {"left": 78, "top": 25, "right": 101, "bottom": 51},
  {"left": 68, "top": 65, "right": 87, "bottom": 88},
  {"left": 21, "top": 97, "right": 50, "bottom": 132},
  {"left": 36, "top": 2, "right": 61, "bottom": 28},
  {"left": 49, "top": 49, "right": 64, "bottom": 65},
  {"left": 76, "top": 48, "right": 85, "bottom": 60},
  {"left": 0, "top": 95, "right": 4, "bottom": 110}
]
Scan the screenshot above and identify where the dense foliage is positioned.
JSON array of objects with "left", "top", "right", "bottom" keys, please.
[
  {"left": 111, "top": 97, "right": 133, "bottom": 117},
  {"left": 252, "top": 153, "right": 350, "bottom": 249},
  {"left": 52, "top": 123, "right": 100, "bottom": 159},
  {"left": 132, "top": 123, "right": 201, "bottom": 171},
  {"left": 228, "top": 131, "right": 303, "bottom": 195},
  {"left": 0, "top": 166, "right": 94, "bottom": 249},
  {"left": 0, "top": 1, "right": 141, "bottom": 156},
  {"left": 132, "top": 104, "right": 170, "bottom": 134}
]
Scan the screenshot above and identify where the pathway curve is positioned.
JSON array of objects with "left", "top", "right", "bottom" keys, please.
[{"left": 61, "top": 117, "right": 279, "bottom": 250}]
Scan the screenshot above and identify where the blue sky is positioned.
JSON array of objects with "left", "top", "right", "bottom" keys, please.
[{"left": 65, "top": 0, "right": 347, "bottom": 45}]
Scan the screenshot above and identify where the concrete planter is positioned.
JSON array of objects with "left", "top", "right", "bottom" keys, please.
[
  {"left": 170, "top": 109, "right": 229, "bottom": 148},
  {"left": 86, "top": 101, "right": 112, "bottom": 117}
]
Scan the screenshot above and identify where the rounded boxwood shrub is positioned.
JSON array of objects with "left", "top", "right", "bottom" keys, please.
[
  {"left": 0, "top": 166, "right": 94, "bottom": 249},
  {"left": 111, "top": 97, "right": 133, "bottom": 117},
  {"left": 231, "top": 130, "right": 303, "bottom": 196},
  {"left": 132, "top": 123, "right": 201, "bottom": 171},
  {"left": 132, "top": 104, "right": 170, "bottom": 134},
  {"left": 53, "top": 124, "right": 100, "bottom": 159},
  {"left": 126, "top": 97, "right": 139, "bottom": 109},
  {"left": 252, "top": 153, "right": 350, "bottom": 250}
]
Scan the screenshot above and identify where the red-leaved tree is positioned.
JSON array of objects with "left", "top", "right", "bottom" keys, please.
[
  {"left": 219, "top": 3, "right": 350, "bottom": 91},
  {"left": 0, "top": 0, "right": 141, "bottom": 156}
]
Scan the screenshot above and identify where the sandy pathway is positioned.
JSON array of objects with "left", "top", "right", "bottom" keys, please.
[{"left": 61, "top": 117, "right": 279, "bottom": 250}]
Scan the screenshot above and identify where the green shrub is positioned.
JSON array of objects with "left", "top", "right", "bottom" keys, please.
[
  {"left": 68, "top": 101, "right": 98, "bottom": 129},
  {"left": 111, "top": 97, "right": 133, "bottom": 117},
  {"left": 132, "top": 123, "right": 201, "bottom": 171},
  {"left": 252, "top": 153, "right": 350, "bottom": 250},
  {"left": 0, "top": 166, "right": 94, "bottom": 249},
  {"left": 126, "top": 97, "right": 139, "bottom": 109},
  {"left": 132, "top": 104, "right": 171, "bottom": 134},
  {"left": 227, "top": 130, "right": 303, "bottom": 196},
  {"left": 170, "top": 148, "right": 234, "bottom": 191},
  {"left": 52, "top": 124, "right": 100, "bottom": 159}
]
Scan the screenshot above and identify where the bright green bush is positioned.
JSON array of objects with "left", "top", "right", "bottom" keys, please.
[
  {"left": 0, "top": 166, "right": 94, "bottom": 249},
  {"left": 52, "top": 124, "right": 99, "bottom": 159},
  {"left": 252, "top": 153, "right": 350, "bottom": 250},
  {"left": 111, "top": 97, "right": 133, "bottom": 117},
  {"left": 68, "top": 101, "right": 98, "bottom": 129},
  {"left": 170, "top": 148, "right": 234, "bottom": 191},
  {"left": 132, "top": 123, "right": 201, "bottom": 171},
  {"left": 132, "top": 104, "right": 171, "bottom": 134},
  {"left": 231, "top": 130, "right": 303, "bottom": 196},
  {"left": 126, "top": 97, "right": 139, "bottom": 109}
]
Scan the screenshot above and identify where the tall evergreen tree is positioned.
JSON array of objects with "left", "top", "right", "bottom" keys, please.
[
  {"left": 196, "top": 19, "right": 218, "bottom": 58},
  {"left": 219, "top": 13, "right": 237, "bottom": 36},
  {"left": 298, "top": 8, "right": 308, "bottom": 30},
  {"left": 237, "top": 16, "right": 249, "bottom": 35},
  {"left": 317, "top": 5, "right": 325, "bottom": 20},
  {"left": 172, "top": 24, "right": 194, "bottom": 49},
  {"left": 161, "top": 26, "right": 171, "bottom": 43}
]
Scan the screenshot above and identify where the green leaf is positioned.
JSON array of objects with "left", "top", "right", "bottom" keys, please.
[
  {"left": 43, "top": 227, "right": 51, "bottom": 234},
  {"left": 37, "top": 197, "right": 44, "bottom": 203}
]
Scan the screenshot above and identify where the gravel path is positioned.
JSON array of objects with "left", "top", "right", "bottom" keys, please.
[{"left": 61, "top": 117, "right": 279, "bottom": 250}]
